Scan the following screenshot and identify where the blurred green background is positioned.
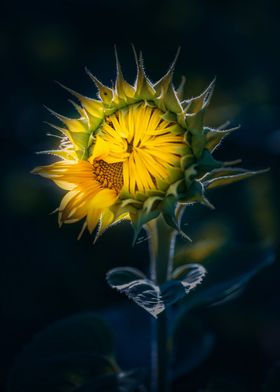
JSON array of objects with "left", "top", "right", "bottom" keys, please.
[{"left": 1, "top": 0, "right": 280, "bottom": 390}]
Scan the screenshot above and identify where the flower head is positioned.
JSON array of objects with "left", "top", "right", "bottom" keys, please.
[{"left": 33, "top": 48, "right": 262, "bottom": 241}]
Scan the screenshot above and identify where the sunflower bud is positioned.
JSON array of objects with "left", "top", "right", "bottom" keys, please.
[{"left": 32, "top": 48, "right": 265, "bottom": 241}]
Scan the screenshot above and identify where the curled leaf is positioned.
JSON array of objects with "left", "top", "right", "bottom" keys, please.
[{"left": 106, "top": 265, "right": 207, "bottom": 318}]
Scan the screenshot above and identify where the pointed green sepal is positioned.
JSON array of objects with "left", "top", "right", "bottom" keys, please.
[
  {"left": 184, "top": 164, "right": 198, "bottom": 186},
  {"left": 176, "top": 111, "right": 188, "bottom": 128},
  {"left": 131, "top": 197, "right": 162, "bottom": 245},
  {"left": 114, "top": 46, "right": 135, "bottom": 101},
  {"left": 161, "top": 196, "right": 192, "bottom": 240},
  {"left": 161, "top": 195, "right": 178, "bottom": 230},
  {"left": 134, "top": 50, "right": 156, "bottom": 100},
  {"left": 204, "top": 126, "right": 239, "bottom": 152},
  {"left": 95, "top": 208, "right": 130, "bottom": 243},
  {"left": 184, "top": 180, "right": 214, "bottom": 209},
  {"left": 95, "top": 208, "right": 115, "bottom": 241},
  {"left": 75, "top": 149, "right": 87, "bottom": 160},
  {"left": 196, "top": 149, "right": 224, "bottom": 176},
  {"left": 153, "top": 47, "right": 180, "bottom": 96},
  {"left": 180, "top": 154, "right": 195, "bottom": 171},
  {"left": 153, "top": 49, "right": 182, "bottom": 114},
  {"left": 67, "top": 132, "right": 90, "bottom": 153},
  {"left": 166, "top": 179, "right": 186, "bottom": 199},
  {"left": 131, "top": 196, "right": 162, "bottom": 240},
  {"left": 85, "top": 67, "right": 114, "bottom": 104},
  {"left": 186, "top": 109, "right": 204, "bottom": 135},
  {"left": 44, "top": 115, "right": 90, "bottom": 154},
  {"left": 143, "top": 195, "right": 163, "bottom": 211},
  {"left": 161, "top": 111, "right": 177, "bottom": 123},
  {"left": 201, "top": 167, "right": 251, "bottom": 182},
  {"left": 68, "top": 100, "right": 90, "bottom": 128},
  {"left": 119, "top": 198, "right": 143, "bottom": 208},
  {"left": 45, "top": 106, "right": 90, "bottom": 135},
  {"left": 203, "top": 169, "right": 269, "bottom": 190},
  {"left": 162, "top": 82, "right": 183, "bottom": 114},
  {"left": 191, "top": 133, "right": 206, "bottom": 159},
  {"left": 56, "top": 81, "right": 104, "bottom": 120},
  {"left": 176, "top": 75, "right": 186, "bottom": 101},
  {"left": 185, "top": 78, "right": 215, "bottom": 115},
  {"left": 114, "top": 202, "right": 138, "bottom": 221},
  {"left": 36, "top": 149, "right": 77, "bottom": 160}
]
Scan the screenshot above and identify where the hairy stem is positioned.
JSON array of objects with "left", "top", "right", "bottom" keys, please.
[{"left": 146, "top": 216, "right": 177, "bottom": 392}]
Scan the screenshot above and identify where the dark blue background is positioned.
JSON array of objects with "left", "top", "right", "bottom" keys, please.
[{"left": 1, "top": 0, "right": 280, "bottom": 390}]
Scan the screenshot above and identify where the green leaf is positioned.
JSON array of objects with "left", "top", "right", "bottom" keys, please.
[
  {"left": 172, "top": 263, "right": 207, "bottom": 283},
  {"left": 106, "top": 267, "right": 145, "bottom": 287},
  {"left": 107, "top": 264, "right": 206, "bottom": 318}
]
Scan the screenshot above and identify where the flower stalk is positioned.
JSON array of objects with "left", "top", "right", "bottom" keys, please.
[{"left": 146, "top": 216, "right": 177, "bottom": 392}]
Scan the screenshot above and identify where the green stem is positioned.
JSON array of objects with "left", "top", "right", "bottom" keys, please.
[{"left": 146, "top": 216, "right": 177, "bottom": 392}]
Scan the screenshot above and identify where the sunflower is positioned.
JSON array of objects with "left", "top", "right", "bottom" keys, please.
[{"left": 33, "top": 48, "right": 262, "bottom": 241}]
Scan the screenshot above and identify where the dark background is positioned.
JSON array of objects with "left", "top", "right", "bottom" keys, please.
[{"left": 1, "top": 0, "right": 280, "bottom": 391}]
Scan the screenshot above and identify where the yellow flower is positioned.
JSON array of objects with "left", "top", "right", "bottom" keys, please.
[
  {"left": 33, "top": 48, "right": 262, "bottom": 241},
  {"left": 90, "top": 103, "right": 187, "bottom": 194}
]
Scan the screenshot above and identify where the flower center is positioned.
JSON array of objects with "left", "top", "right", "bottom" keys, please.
[
  {"left": 92, "top": 160, "right": 123, "bottom": 192},
  {"left": 90, "top": 102, "right": 187, "bottom": 195},
  {"left": 127, "top": 141, "right": 134, "bottom": 153}
]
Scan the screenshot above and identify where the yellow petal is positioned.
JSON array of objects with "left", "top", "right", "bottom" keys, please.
[
  {"left": 33, "top": 160, "right": 96, "bottom": 190},
  {"left": 90, "top": 135, "right": 109, "bottom": 161},
  {"left": 86, "top": 189, "right": 118, "bottom": 233},
  {"left": 87, "top": 206, "right": 102, "bottom": 233},
  {"left": 91, "top": 188, "right": 118, "bottom": 208}
]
